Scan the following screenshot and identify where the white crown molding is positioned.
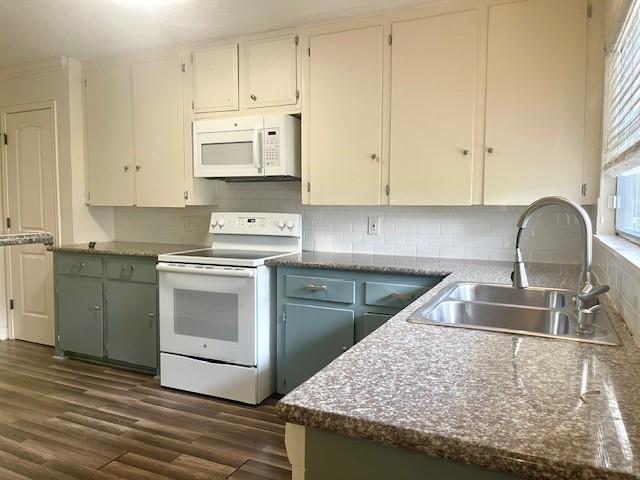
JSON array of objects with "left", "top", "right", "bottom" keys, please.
[{"left": 0, "top": 57, "right": 69, "bottom": 81}]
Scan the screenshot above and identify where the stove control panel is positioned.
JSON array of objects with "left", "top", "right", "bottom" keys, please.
[{"left": 209, "top": 212, "right": 302, "bottom": 237}]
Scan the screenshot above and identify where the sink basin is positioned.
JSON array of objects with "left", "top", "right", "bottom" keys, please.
[
  {"left": 446, "top": 283, "right": 568, "bottom": 309},
  {"left": 425, "top": 301, "right": 571, "bottom": 336},
  {"left": 408, "top": 282, "right": 619, "bottom": 346}
]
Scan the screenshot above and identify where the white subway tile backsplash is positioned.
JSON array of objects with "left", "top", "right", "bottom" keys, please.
[{"left": 113, "top": 181, "right": 584, "bottom": 264}]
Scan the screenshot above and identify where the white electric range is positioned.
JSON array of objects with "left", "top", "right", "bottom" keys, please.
[{"left": 157, "top": 212, "right": 301, "bottom": 404}]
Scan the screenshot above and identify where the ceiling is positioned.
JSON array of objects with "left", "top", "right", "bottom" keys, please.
[{"left": 0, "top": 0, "right": 427, "bottom": 67}]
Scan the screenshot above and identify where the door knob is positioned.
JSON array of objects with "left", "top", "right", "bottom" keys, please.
[
  {"left": 124, "top": 165, "right": 130, "bottom": 172},
  {"left": 462, "top": 149, "right": 469, "bottom": 156},
  {"left": 487, "top": 147, "right": 494, "bottom": 154},
  {"left": 135, "top": 165, "right": 141, "bottom": 171},
  {"left": 370, "top": 153, "right": 378, "bottom": 161},
  {"left": 250, "top": 94, "right": 257, "bottom": 101}
]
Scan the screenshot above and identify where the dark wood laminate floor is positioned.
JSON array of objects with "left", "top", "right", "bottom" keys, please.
[{"left": 0, "top": 340, "right": 291, "bottom": 480}]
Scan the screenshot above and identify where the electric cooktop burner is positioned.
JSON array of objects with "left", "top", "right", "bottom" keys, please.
[{"left": 173, "top": 248, "right": 286, "bottom": 260}]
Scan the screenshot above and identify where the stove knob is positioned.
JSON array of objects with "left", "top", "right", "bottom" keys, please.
[
  {"left": 286, "top": 219, "right": 295, "bottom": 230},
  {"left": 218, "top": 219, "right": 225, "bottom": 227},
  {"left": 278, "top": 220, "right": 285, "bottom": 230},
  {"left": 211, "top": 219, "right": 218, "bottom": 228}
]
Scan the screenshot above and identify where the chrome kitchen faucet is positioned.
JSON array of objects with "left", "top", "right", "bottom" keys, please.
[{"left": 512, "top": 196, "right": 609, "bottom": 335}]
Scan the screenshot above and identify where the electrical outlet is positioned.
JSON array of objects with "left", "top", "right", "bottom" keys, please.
[
  {"left": 368, "top": 216, "right": 380, "bottom": 235},
  {"left": 184, "top": 216, "right": 193, "bottom": 232}
]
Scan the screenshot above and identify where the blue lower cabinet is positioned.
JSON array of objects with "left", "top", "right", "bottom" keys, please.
[
  {"left": 281, "top": 303, "right": 354, "bottom": 393},
  {"left": 277, "top": 266, "right": 442, "bottom": 393}
]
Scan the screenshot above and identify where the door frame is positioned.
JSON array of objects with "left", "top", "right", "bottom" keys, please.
[{"left": 0, "top": 101, "right": 62, "bottom": 340}]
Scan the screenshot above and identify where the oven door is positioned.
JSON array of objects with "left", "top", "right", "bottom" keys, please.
[
  {"left": 157, "top": 263, "right": 257, "bottom": 366},
  {"left": 193, "top": 116, "right": 264, "bottom": 178}
]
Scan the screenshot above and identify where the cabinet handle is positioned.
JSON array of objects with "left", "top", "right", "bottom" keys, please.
[
  {"left": 250, "top": 94, "right": 257, "bottom": 101},
  {"left": 148, "top": 312, "right": 154, "bottom": 328},
  {"left": 341, "top": 346, "right": 348, "bottom": 352},
  {"left": 390, "top": 292, "right": 413, "bottom": 302},
  {"left": 306, "top": 284, "right": 327, "bottom": 292},
  {"left": 135, "top": 165, "right": 141, "bottom": 171},
  {"left": 121, "top": 264, "right": 135, "bottom": 272},
  {"left": 369, "top": 153, "right": 378, "bottom": 161},
  {"left": 124, "top": 165, "right": 130, "bottom": 172},
  {"left": 462, "top": 149, "right": 469, "bottom": 156},
  {"left": 487, "top": 147, "right": 494, "bottom": 154},
  {"left": 91, "top": 305, "right": 101, "bottom": 311},
  {"left": 75, "top": 261, "right": 86, "bottom": 269}
]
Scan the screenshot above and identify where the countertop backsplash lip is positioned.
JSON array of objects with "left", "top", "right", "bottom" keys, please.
[{"left": 274, "top": 252, "right": 640, "bottom": 480}]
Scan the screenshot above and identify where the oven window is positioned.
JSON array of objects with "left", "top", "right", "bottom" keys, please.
[
  {"left": 202, "top": 141, "right": 253, "bottom": 166},
  {"left": 173, "top": 289, "right": 239, "bottom": 342}
]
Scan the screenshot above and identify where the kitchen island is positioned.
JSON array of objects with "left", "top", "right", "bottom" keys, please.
[{"left": 268, "top": 252, "right": 640, "bottom": 480}]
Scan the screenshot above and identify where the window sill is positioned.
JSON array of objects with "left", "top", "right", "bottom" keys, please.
[{"left": 594, "top": 234, "right": 640, "bottom": 271}]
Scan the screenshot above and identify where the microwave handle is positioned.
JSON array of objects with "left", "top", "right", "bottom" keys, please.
[{"left": 254, "top": 128, "right": 263, "bottom": 174}]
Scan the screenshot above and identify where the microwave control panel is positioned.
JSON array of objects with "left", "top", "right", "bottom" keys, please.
[{"left": 263, "top": 128, "right": 280, "bottom": 167}]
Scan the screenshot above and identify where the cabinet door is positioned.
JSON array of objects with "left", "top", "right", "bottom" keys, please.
[
  {"left": 307, "top": 26, "right": 384, "bottom": 205},
  {"left": 57, "top": 276, "right": 103, "bottom": 357},
  {"left": 132, "top": 57, "right": 186, "bottom": 207},
  {"left": 84, "top": 65, "right": 134, "bottom": 206},
  {"left": 357, "top": 313, "right": 393, "bottom": 342},
  {"left": 389, "top": 11, "right": 477, "bottom": 205},
  {"left": 105, "top": 281, "right": 157, "bottom": 368},
  {"left": 282, "top": 303, "right": 354, "bottom": 393},
  {"left": 193, "top": 44, "right": 239, "bottom": 112},
  {"left": 484, "top": 0, "right": 587, "bottom": 205},
  {"left": 241, "top": 34, "right": 298, "bottom": 109}
]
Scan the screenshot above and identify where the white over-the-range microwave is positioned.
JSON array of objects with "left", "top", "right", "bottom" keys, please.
[{"left": 193, "top": 114, "right": 300, "bottom": 179}]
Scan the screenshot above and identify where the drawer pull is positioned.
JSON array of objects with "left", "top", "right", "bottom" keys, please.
[
  {"left": 306, "top": 284, "right": 327, "bottom": 292},
  {"left": 91, "top": 305, "right": 101, "bottom": 311},
  {"left": 390, "top": 292, "right": 414, "bottom": 302},
  {"left": 121, "top": 264, "right": 136, "bottom": 272},
  {"left": 74, "top": 261, "right": 86, "bottom": 269}
]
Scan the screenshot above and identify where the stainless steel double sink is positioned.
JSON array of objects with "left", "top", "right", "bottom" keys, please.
[{"left": 408, "top": 282, "right": 620, "bottom": 346}]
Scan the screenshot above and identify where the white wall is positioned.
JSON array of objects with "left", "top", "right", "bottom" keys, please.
[{"left": 114, "top": 181, "right": 585, "bottom": 264}]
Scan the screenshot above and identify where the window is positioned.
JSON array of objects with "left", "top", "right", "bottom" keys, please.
[
  {"left": 617, "top": 170, "right": 640, "bottom": 242},
  {"left": 604, "top": 0, "right": 640, "bottom": 243}
]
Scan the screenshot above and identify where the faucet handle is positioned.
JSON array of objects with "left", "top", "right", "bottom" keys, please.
[{"left": 577, "top": 284, "right": 610, "bottom": 303}]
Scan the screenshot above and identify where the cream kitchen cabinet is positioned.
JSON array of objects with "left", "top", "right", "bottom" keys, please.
[
  {"left": 388, "top": 11, "right": 477, "bottom": 205},
  {"left": 84, "top": 65, "right": 134, "bottom": 206},
  {"left": 306, "top": 26, "right": 384, "bottom": 205},
  {"left": 192, "top": 43, "right": 239, "bottom": 113},
  {"left": 483, "top": 0, "right": 588, "bottom": 205},
  {"left": 85, "top": 56, "right": 187, "bottom": 207},
  {"left": 132, "top": 57, "right": 186, "bottom": 207},
  {"left": 240, "top": 33, "right": 299, "bottom": 109}
]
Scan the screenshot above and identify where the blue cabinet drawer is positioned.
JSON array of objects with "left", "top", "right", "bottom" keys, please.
[
  {"left": 364, "top": 281, "right": 430, "bottom": 309},
  {"left": 285, "top": 274, "right": 356, "bottom": 304},
  {"left": 57, "top": 254, "right": 103, "bottom": 277},
  {"left": 105, "top": 258, "right": 157, "bottom": 283}
]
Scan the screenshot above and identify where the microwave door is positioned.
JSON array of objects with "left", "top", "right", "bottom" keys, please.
[{"left": 195, "top": 129, "right": 262, "bottom": 178}]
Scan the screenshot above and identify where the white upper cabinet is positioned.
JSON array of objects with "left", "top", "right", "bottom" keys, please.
[
  {"left": 307, "top": 26, "right": 384, "bottom": 205},
  {"left": 84, "top": 65, "right": 135, "bottom": 206},
  {"left": 241, "top": 34, "right": 298, "bottom": 109},
  {"left": 132, "top": 57, "right": 185, "bottom": 207},
  {"left": 192, "top": 44, "right": 239, "bottom": 113},
  {"left": 389, "top": 10, "right": 477, "bottom": 205},
  {"left": 483, "top": 0, "right": 587, "bottom": 205}
]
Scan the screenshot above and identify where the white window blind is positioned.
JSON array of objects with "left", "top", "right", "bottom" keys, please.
[{"left": 604, "top": 0, "right": 640, "bottom": 176}]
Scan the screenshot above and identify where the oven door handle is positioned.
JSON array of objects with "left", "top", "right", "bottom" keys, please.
[{"left": 156, "top": 264, "right": 255, "bottom": 278}]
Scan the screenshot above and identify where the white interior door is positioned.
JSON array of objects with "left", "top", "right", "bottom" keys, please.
[{"left": 5, "top": 108, "right": 57, "bottom": 346}]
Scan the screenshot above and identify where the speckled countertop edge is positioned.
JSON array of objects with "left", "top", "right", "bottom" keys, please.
[
  {"left": 0, "top": 232, "right": 54, "bottom": 247},
  {"left": 50, "top": 241, "right": 204, "bottom": 258},
  {"left": 273, "top": 251, "right": 640, "bottom": 480}
]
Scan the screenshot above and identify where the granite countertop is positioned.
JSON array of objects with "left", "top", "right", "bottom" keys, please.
[
  {"left": 273, "top": 251, "right": 640, "bottom": 480},
  {"left": 0, "top": 232, "right": 54, "bottom": 247},
  {"left": 50, "top": 241, "right": 203, "bottom": 258}
]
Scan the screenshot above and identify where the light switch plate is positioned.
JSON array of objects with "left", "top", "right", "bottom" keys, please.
[{"left": 368, "top": 216, "right": 380, "bottom": 235}]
